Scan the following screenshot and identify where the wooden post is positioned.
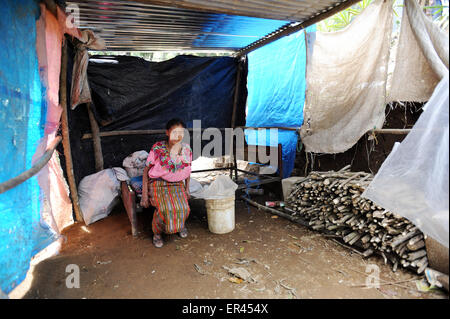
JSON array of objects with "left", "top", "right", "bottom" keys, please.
[
  {"left": 230, "top": 59, "right": 242, "bottom": 180},
  {"left": 86, "top": 102, "right": 104, "bottom": 172},
  {"left": 60, "top": 40, "right": 84, "bottom": 223},
  {"left": 231, "top": 59, "right": 242, "bottom": 130}
]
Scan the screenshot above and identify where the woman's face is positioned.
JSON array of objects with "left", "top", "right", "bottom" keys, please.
[{"left": 167, "top": 124, "right": 184, "bottom": 144}]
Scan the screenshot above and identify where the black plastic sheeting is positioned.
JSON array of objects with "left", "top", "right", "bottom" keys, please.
[
  {"left": 58, "top": 41, "right": 247, "bottom": 186},
  {"left": 88, "top": 54, "right": 243, "bottom": 130}
]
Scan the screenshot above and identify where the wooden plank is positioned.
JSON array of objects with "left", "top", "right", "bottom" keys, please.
[{"left": 60, "top": 40, "right": 84, "bottom": 223}]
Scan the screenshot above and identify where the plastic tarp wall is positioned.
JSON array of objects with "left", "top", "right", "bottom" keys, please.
[
  {"left": 0, "top": 0, "right": 56, "bottom": 294},
  {"left": 245, "top": 26, "right": 316, "bottom": 178},
  {"left": 363, "top": 75, "right": 449, "bottom": 248},
  {"left": 300, "top": 0, "right": 393, "bottom": 154},
  {"left": 388, "top": 0, "right": 449, "bottom": 103},
  {"left": 35, "top": 3, "right": 78, "bottom": 237},
  {"left": 87, "top": 55, "right": 242, "bottom": 130}
]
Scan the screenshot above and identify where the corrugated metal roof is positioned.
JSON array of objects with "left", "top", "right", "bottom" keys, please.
[
  {"left": 124, "top": 0, "right": 350, "bottom": 22},
  {"left": 66, "top": 0, "right": 349, "bottom": 51}
]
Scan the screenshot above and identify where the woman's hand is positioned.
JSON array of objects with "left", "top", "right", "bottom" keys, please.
[
  {"left": 140, "top": 194, "right": 149, "bottom": 208},
  {"left": 141, "top": 166, "right": 150, "bottom": 208},
  {"left": 185, "top": 177, "right": 190, "bottom": 200}
]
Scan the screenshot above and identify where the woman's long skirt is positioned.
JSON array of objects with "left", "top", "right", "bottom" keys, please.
[{"left": 148, "top": 179, "right": 190, "bottom": 235}]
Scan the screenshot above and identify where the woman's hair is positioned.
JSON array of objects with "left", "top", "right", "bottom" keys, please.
[{"left": 166, "top": 118, "right": 186, "bottom": 131}]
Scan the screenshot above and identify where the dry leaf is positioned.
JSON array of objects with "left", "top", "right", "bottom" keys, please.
[
  {"left": 271, "top": 216, "right": 279, "bottom": 219},
  {"left": 228, "top": 277, "right": 243, "bottom": 284}
]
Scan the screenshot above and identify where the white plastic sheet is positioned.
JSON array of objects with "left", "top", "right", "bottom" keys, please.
[
  {"left": 189, "top": 178, "right": 204, "bottom": 197},
  {"left": 363, "top": 75, "right": 449, "bottom": 247},
  {"left": 195, "top": 175, "right": 238, "bottom": 200},
  {"left": 78, "top": 168, "right": 126, "bottom": 225}
]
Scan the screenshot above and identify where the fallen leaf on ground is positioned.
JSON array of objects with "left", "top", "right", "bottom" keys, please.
[
  {"left": 240, "top": 247, "right": 245, "bottom": 253},
  {"left": 228, "top": 277, "right": 243, "bottom": 284},
  {"left": 223, "top": 266, "right": 256, "bottom": 283},
  {"left": 271, "top": 216, "right": 279, "bottom": 219}
]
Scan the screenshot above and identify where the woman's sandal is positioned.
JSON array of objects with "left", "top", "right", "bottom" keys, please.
[
  {"left": 178, "top": 228, "right": 188, "bottom": 238},
  {"left": 153, "top": 235, "right": 164, "bottom": 248}
]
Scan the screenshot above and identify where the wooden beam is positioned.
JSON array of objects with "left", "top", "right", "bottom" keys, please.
[
  {"left": 235, "top": 0, "right": 363, "bottom": 57},
  {"left": 60, "top": 40, "right": 84, "bottom": 223},
  {"left": 237, "top": 126, "right": 300, "bottom": 132},
  {"left": 81, "top": 128, "right": 229, "bottom": 140},
  {"left": 369, "top": 129, "right": 412, "bottom": 135},
  {"left": 86, "top": 103, "right": 104, "bottom": 172}
]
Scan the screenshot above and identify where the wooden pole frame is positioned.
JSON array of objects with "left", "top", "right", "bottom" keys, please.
[
  {"left": 60, "top": 40, "right": 84, "bottom": 223},
  {"left": 86, "top": 102, "right": 104, "bottom": 172},
  {"left": 230, "top": 58, "right": 243, "bottom": 179}
]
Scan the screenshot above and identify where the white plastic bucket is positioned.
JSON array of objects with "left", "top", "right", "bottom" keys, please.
[{"left": 205, "top": 195, "right": 235, "bottom": 234}]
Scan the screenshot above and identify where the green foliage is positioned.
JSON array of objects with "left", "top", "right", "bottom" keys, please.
[
  {"left": 318, "top": 0, "right": 374, "bottom": 32},
  {"left": 318, "top": 0, "right": 449, "bottom": 33}
]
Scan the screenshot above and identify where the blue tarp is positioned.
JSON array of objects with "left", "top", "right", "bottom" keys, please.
[
  {"left": 193, "top": 15, "right": 290, "bottom": 49},
  {"left": 245, "top": 25, "right": 316, "bottom": 178},
  {"left": 0, "top": 0, "right": 56, "bottom": 294}
]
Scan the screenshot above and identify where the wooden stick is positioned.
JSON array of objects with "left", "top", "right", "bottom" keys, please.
[
  {"left": 86, "top": 103, "right": 104, "bottom": 172},
  {"left": 349, "top": 278, "right": 419, "bottom": 288},
  {"left": 60, "top": 41, "right": 84, "bottom": 223},
  {"left": 230, "top": 61, "right": 242, "bottom": 180},
  {"left": 369, "top": 129, "right": 411, "bottom": 135},
  {"left": 240, "top": 196, "right": 310, "bottom": 228},
  {"left": 0, "top": 136, "right": 62, "bottom": 194},
  {"left": 346, "top": 268, "right": 417, "bottom": 290},
  {"left": 331, "top": 239, "right": 364, "bottom": 256},
  {"left": 231, "top": 60, "right": 242, "bottom": 130}
]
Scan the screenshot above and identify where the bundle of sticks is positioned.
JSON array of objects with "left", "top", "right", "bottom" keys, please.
[{"left": 285, "top": 165, "right": 428, "bottom": 274}]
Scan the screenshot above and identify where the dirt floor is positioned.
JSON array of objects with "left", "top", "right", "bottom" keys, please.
[{"left": 23, "top": 198, "right": 447, "bottom": 299}]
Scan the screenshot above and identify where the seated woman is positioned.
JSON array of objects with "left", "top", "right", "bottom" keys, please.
[{"left": 141, "top": 118, "right": 192, "bottom": 248}]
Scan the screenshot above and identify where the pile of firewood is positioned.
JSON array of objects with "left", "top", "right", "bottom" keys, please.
[{"left": 285, "top": 166, "right": 428, "bottom": 274}]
